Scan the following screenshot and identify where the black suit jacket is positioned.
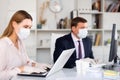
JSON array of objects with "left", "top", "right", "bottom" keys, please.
[{"left": 53, "top": 33, "right": 94, "bottom": 68}]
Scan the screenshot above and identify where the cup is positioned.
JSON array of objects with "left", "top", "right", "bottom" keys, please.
[
  {"left": 76, "top": 60, "right": 90, "bottom": 75},
  {"left": 76, "top": 60, "right": 82, "bottom": 74}
]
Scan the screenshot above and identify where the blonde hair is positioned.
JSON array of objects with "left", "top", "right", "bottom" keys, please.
[{"left": 0, "top": 10, "right": 32, "bottom": 38}]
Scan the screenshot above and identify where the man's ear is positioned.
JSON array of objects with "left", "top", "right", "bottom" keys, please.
[{"left": 71, "top": 26, "right": 76, "bottom": 32}]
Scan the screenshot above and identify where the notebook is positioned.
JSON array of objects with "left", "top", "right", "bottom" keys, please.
[{"left": 18, "top": 48, "right": 75, "bottom": 77}]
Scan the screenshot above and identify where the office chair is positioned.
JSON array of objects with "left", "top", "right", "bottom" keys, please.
[{"left": 50, "top": 33, "right": 65, "bottom": 64}]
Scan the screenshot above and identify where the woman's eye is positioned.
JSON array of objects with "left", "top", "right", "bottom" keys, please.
[{"left": 24, "top": 26, "right": 29, "bottom": 28}]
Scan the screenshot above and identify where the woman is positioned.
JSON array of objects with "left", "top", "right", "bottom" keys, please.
[{"left": 0, "top": 10, "right": 50, "bottom": 80}]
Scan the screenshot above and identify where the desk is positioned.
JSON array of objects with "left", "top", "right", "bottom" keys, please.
[{"left": 12, "top": 68, "right": 120, "bottom": 80}]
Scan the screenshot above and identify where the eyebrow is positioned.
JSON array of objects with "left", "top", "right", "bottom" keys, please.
[
  {"left": 24, "top": 25, "right": 32, "bottom": 28},
  {"left": 80, "top": 26, "right": 86, "bottom": 28}
]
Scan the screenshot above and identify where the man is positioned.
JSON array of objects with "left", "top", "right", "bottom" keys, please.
[{"left": 53, "top": 17, "right": 94, "bottom": 68}]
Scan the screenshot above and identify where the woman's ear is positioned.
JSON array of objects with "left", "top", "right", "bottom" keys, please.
[
  {"left": 12, "top": 21, "right": 17, "bottom": 28},
  {"left": 12, "top": 21, "right": 19, "bottom": 33}
]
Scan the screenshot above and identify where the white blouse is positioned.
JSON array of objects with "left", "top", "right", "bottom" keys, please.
[{"left": 0, "top": 37, "right": 34, "bottom": 80}]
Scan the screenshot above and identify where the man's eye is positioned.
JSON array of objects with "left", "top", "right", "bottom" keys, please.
[{"left": 27, "top": 26, "right": 31, "bottom": 29}]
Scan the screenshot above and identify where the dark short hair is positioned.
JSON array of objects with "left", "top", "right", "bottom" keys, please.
[{"left": 71, "top": 17, "right": 87, "bottom": 28}]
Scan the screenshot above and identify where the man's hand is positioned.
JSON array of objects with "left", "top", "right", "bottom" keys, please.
[{"left": 82, "top": 58, "right": 96, "bottom": 64}]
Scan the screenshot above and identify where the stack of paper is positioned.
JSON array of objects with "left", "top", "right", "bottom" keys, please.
[{"left": 104, "top": 70, "right": 120, "bottom": 79}]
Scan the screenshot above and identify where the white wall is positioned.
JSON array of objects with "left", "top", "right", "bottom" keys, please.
[
  {"left": 0, "top": 0, "right": 9, "bottom": 34},
  {"left": 0, "top": 0, "right": 75, "bottom": 34}
]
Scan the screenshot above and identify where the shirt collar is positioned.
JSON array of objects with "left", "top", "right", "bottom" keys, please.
[
  {"left": 4, "top": 37, "right": 13, "bottom": 46},
  {"left": 4, "top": 37, "right": 21, "bottom": 46},
  {"left": 71, "top": 32, "right": 82, "bottom": 42}
]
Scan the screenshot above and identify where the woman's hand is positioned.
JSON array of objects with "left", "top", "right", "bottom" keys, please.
[
  {"left": 19, "top": 66, "right": 47, "bottom": 73},
  {"left": 19, "top": 66, "right": 24, "bottom": 72},
  {"left": 24, "top": 66, "right": 46, "bottom": 73},
  {"left": 35, "top": 63, "right": 52, "bottom": 70}
]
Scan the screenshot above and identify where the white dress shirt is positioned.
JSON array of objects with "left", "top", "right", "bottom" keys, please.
[
  {"left": 0, "top": 37, "right": 34, "bottom": 80},
  {"left": 71, "top": 33, "right": 85, "bottom": 59}
]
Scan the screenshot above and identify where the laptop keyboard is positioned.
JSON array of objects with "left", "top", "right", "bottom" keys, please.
[
  {"left": 30, "top": 67, "right": 51, "bottom": 76},
  {"left": 18, "top": 67, "right": 51, "bottom": 77}
]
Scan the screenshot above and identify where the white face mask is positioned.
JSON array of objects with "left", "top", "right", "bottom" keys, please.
[
  {"left": 17, "top": 27, "right": 30, "bottom": 40},
  {"left": 77, "top": 28, "right": 88, "bottom": 39}
]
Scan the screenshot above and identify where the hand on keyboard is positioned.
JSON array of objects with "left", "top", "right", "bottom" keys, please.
[
  {"left": 35, "top": 63, "right": 52, "bottom": 70},
  {"left": 82, "top": 58, "right": 96, "bottom": 64},
  {"left": 23, "top": 66, "right": 47, "bottom": 73},
  {"left": 82, "top": 58, "right": 106, "bottom": 68}
]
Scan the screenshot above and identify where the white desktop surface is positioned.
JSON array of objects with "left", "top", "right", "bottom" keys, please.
[{"left": 12, "top": 68, "right": 120, "bottom": 80}]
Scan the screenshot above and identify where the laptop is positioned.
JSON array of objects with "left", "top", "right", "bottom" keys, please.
[{"left": 18, "top": 48, "right": 75, "bottom": 77}]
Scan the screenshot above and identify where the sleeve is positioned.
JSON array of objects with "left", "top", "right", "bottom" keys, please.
[
  {"left": 0, "top": 68, "right": 21, "bottom": 80},
  {"left": 21, "top": 40, "right": 37, "bottom": 67},
  {"left": 89, "top": 38, "right": 94, "bottom": 59},
  {"left": 23, "top": 48, "right": 37, "bottom": 67},
  {"left": 0, "top": 45, "right": 21, "bottom": 80}
]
